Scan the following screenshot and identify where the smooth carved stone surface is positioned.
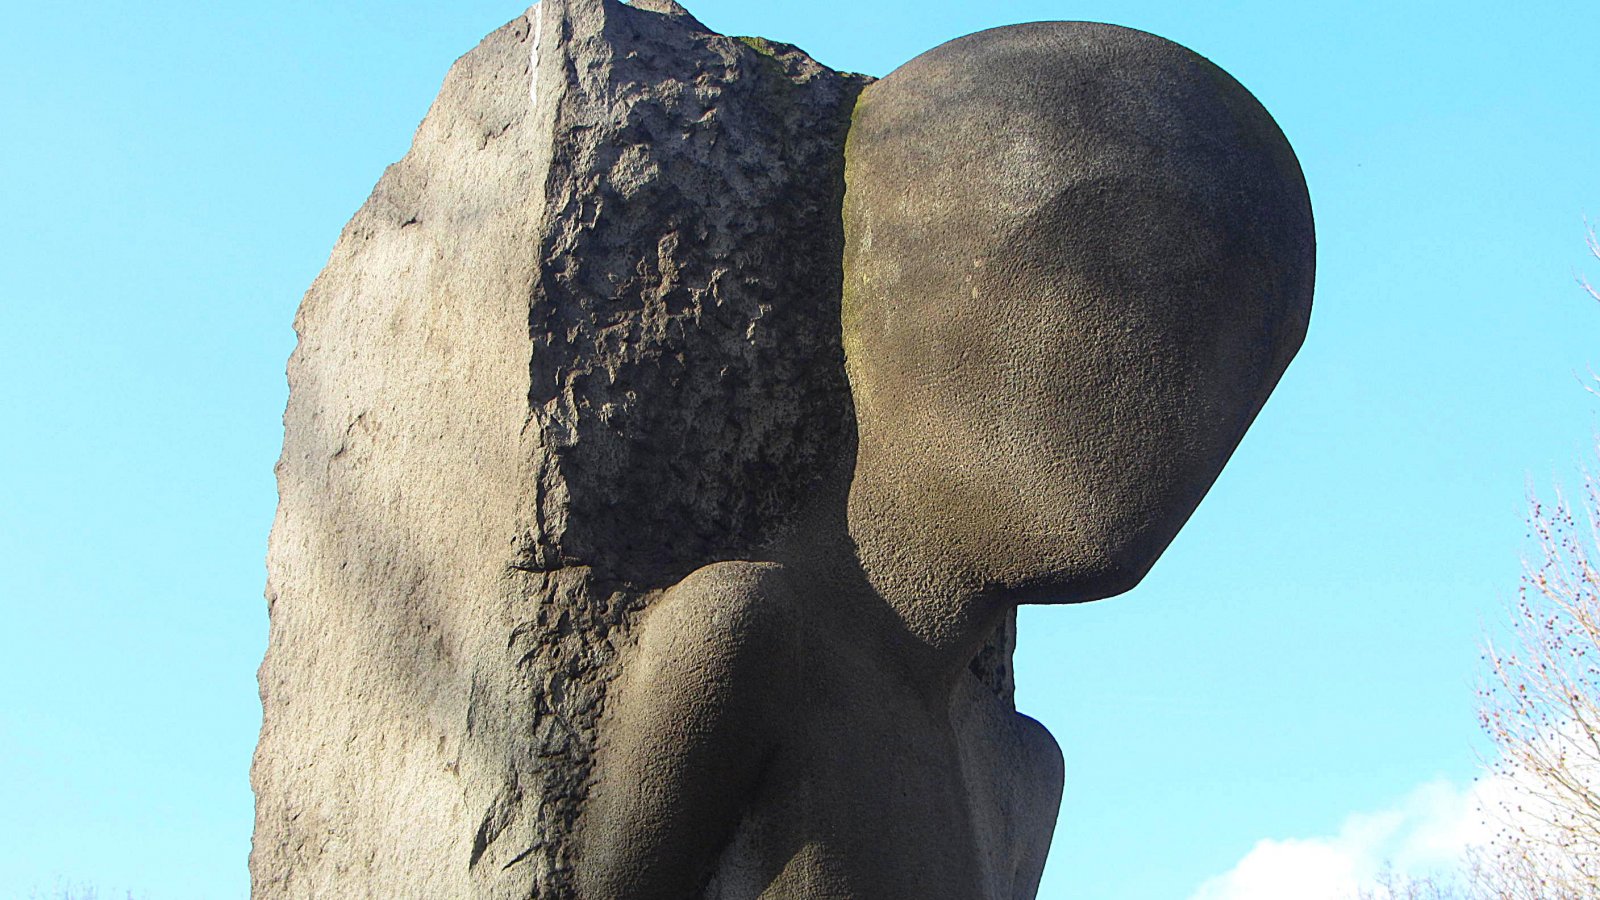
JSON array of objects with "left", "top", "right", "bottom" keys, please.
[
  {"left": 843, "top": 22, "right": 1315, "bottom": 613},
  {"left": 253, "top": 2, "right": 884, "bottom": 897}
]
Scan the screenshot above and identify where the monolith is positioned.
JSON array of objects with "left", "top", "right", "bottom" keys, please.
[{"left": 252, "top": 2, "right": 898, "bottom": 896}]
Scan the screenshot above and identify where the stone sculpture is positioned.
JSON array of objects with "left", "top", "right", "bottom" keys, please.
[{"left": 252, "top": 1, "right": 1312, "bottom": 898}]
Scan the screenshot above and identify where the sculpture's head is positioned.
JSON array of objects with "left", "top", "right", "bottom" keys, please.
[{"left": 842, "top": 22, "right": 1314, "bottom": 606}]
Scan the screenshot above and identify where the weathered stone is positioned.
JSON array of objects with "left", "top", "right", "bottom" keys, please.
[
  {"left": 571, "top": 19, "right": 1312, "bottom": 900},
  {"left": 253, "top": 2, "right": 875, "bottom": 896},
  {"left": 255, "top": 6, "right": 1312, "bottom": 900}
]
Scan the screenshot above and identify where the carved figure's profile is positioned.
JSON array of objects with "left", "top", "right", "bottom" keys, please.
[
  {"left": 574, "top": 20, "right": 1313, "bottom": 900},
  {"left": 252, "top": 3, "right": 1311, "bottom": 896}
]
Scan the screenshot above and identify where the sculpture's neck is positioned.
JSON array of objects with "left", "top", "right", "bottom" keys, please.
[
  {"left": 852, "top": 535, "right": 1011, "bottom": 693},
  {"left": 771, "top": 474, "right": 1009, "bottom": 698}
]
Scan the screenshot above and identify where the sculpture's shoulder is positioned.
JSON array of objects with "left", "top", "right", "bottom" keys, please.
[
  {"left": 646, "top": 560, "right": 795, "bottom": 642},
  {"left": 661, "top": 559, "right": 791, "bottom": 605},
  {"left": 577, "top": 563, "right": 799, "bottom": 900},
  {"left": 629, "top": 561, "right": 800, "bottom": 703}
]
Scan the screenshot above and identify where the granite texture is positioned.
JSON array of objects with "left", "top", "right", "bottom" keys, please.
[{"left": 254, "top": 2, "right": 877, "bottom": 896}]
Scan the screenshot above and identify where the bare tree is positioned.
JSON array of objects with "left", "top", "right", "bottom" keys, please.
[
  {"left": 1580, "top": 223, "right": 1600, "bottom": 304},
  {"left": 1443, "top": 227, "right": 1600, "bottom": 899},
  {"left": 1473, "top": 477, "right": 1600, "bottom": 897},
  {"left": 1352, "top": 231, "right": 1600, "bottom": 900},
  {"left": 1356, "top": 866, "right": 1468, "bottom": 900}
]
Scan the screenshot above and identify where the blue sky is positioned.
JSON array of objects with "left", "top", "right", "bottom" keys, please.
[{"left": 2, "top": 0, "right": 1597, "bottom": 897}]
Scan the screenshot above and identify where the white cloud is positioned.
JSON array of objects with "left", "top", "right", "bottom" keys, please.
[
  {"left": 1187, "top": 779, "right": 1496, "bottom": 900},
  {"left": 1189, "top": 720, "right": 1600, "bottom": 900}
]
